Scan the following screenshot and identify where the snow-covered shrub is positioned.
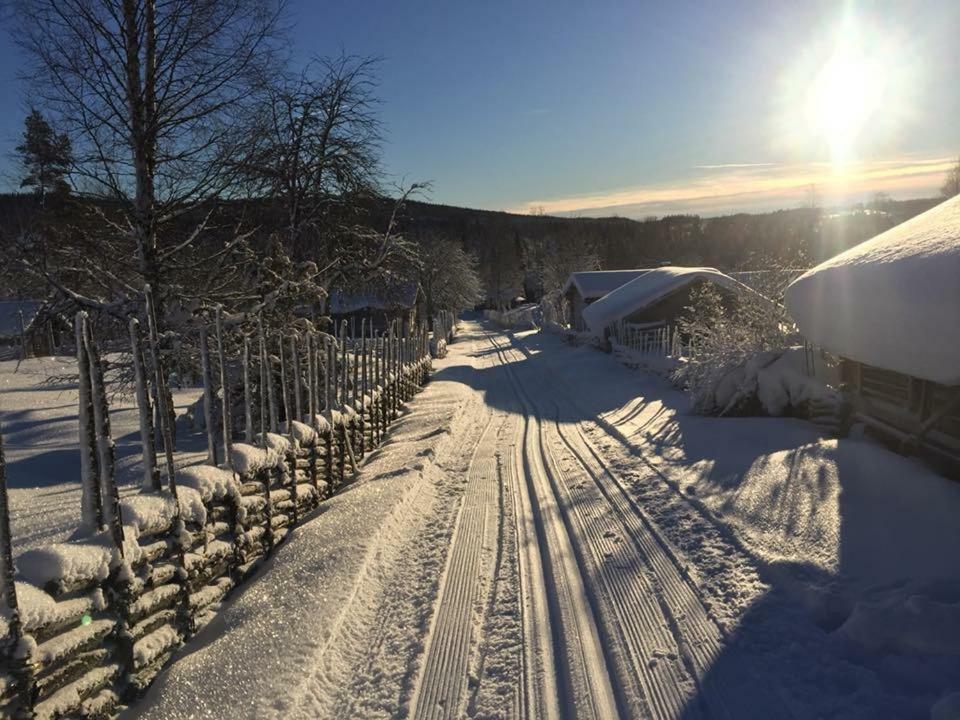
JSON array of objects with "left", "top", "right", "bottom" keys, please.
[{"left": 671, "top": 281, "right": 799, "bottom": 415}]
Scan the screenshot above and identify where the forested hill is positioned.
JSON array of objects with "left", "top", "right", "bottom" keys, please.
[
  {"left": 397, "top": 195, "right": 941, "bottom": 300},
  {"left": 0, "top": 190, "right": 942, "bottom": 303}
]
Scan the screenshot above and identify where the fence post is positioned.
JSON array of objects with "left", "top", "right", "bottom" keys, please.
[
  {"left": 291, "top": 335, "right": 302, "bottom": 423},
  {"left": 200, "top": 326, "right": 217, "bottom": 466},
  {"left": 75, "top": 312, "right": 103, "bottom": 532},
  {"left": 215, "top": 307, "right": 233, "bottom": 467},
  {"left": 17, "top": 309, "right": 27, "bottom": 361},
  {"left": 82, "top": 318, "right": 125, "bottom": 547},
  {"left": 257, "top": 316, "right": 268, "bottom": 442},
  {"left": 306, "top": 333, "right": 316, "bottom": 424},
  {"left": 243, "top": 336, "right": 253, "bottom": 444},
  {"left": 130, "top": 319, "right": 160, "bottom": 491},
  {"left": 144, "top": 285, "right": 179, "bottom": 496}
]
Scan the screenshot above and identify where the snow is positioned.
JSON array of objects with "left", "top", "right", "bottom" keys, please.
[
  {"left": 126, "top": 338, "right": 484, "bottom": 719},
  {"left": 16, "top": 538, "right": 113, "bottom": 589},
  {"left": 175, "top": 464, "right": 239, "bottom": 503},
  {"left": 229, "top": 442, "right": 284, "bottom": 476},
  {"left": 785, "top": 194, "right": 960, "bottom": 385},
  {"left": 14, "top": 581, "right": 105, "bottom": 632},
  {"left": 0, "top": 355, "right": 205, "bottom": 554},
  {"left": 521, "top": 326, "right": 960, "bottom": 715},
  {"left": 561, "top": 269, "right": 651, "bottom": 300},
  {"left": 120, "top": 488, "right": 207, "bottom": 537},
  {"left": 581, "top": 266, "right": 753, "bottom": 334},
  {"left": 285, "top": 420, "right": 318, "bottom": 446}
]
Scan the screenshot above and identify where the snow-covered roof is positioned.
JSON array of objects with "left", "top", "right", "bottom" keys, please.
[
  {"left": 0, "top": 300, "right": 42, "bottom": 340},
  {"left": 562, "top": 270, "right": 651, "bottom": 300},
  {"left": 581, "top": 266, "right": 749, "bottom": 334},
  {"left": 785, "top": 195, "right": 960, "bottom": 386},
  {"left": 328, "top": 283, "right": 418, "bottom": 315}
]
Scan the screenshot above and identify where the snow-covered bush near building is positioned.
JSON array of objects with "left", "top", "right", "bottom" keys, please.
[{"left": 669, "top": 277, "right": 829, "bottom": 416}]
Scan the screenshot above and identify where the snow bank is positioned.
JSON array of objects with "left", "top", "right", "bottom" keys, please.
[
  {"left": 582, "top": 266, "right": 753, "bottom": 335},
  {"left": 785, "top": 195, "right": 960, "bottom": 385},
  {"left": 837, "top": 587, "right": 960, "bottom": 655}
]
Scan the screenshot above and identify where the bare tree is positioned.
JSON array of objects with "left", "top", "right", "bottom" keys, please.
[
  {"left": 238, "top": 54, "right": 383, "bottom": 258},
  {"left": 12, "top": 0, "right": 285, "bottom": 316},
  {"left": 941, "top": 156, "right": 960, "bottom": 199}
]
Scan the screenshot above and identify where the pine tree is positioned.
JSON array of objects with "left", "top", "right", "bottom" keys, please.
[{"left": 16, "top": 109, "right": 72, "bottom": 207}]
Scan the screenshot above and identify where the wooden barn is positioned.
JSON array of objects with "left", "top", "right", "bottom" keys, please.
[
  {"left": 561, "top": 269, "right": 650, "bottom": 331},
  {"left": 328, "top": 282, "right": 422, "bottom": 336},
  {"left": 786, "top": 195, "right": 960, "bottom": 476},
  {"left": 581, "top": 267, "right": 756, "bottom": 351}
]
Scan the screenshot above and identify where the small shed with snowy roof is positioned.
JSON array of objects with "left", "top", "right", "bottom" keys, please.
[
  {"left": 0, "top": 299, "right": 51, "bottom": 359},
  {"left": 785, "top": 194, "right": 960, "bottom": 474},
  {"left": 328, "top": 282, "right": 421, "bottom": 335},
  {"left": 561, "top": 269, "right": 650, "bottom": 330},
  {"left": 581, "top": 266, "right": 754, "bottom": 341}
]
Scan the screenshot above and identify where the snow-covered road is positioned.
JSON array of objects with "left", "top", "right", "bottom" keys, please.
[{"left": 114, "top": 320, "right": 960, "bottom": 719}]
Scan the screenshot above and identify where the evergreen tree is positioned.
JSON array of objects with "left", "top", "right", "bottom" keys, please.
[{"left": 16, "top": 109, "right": 72, "bottom": 206}]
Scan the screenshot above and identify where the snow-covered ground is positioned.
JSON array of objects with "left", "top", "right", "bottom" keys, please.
[
  {"left": 0, "top": 355, "right": 205, "bottom": 553},
  {"left": 4, "top": 323, "right": 960, "bottom": 719}
]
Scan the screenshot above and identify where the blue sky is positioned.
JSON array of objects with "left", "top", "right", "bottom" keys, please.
[{"left": 1, "top": 0, "right": 958, "bottom": 216}]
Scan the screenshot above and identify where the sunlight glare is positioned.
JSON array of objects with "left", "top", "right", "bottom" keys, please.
[{"left": 779, "top": 11, "right": 915, "bottom": 170}]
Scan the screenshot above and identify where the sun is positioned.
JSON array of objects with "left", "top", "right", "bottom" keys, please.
[
  {"left": 779, "top": 12, "right": 913, "bottom": 170},
  {"left": 804, "top": 19, "right": 888, "bottom": 167}
]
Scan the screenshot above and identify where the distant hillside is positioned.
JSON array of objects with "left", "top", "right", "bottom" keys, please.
[
  {"left": 395, "top": 195, "right": 943, "bottom": 301},
  {"left": 0, "top": 190, "right": 944, "bottom": 303}
]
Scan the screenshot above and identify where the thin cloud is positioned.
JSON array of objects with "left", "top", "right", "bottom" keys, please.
[
  {"left": 512, "top": 157, "right": 955, "bottom": 217},
  {"left": 694, "top": 162, "right": 776, "bottom": 170}
]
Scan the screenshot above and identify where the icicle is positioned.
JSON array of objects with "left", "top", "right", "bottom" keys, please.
[
  {"left": 130, "top": 319, "right": 160, "bottom": 491},
  {"left": 82, "top": 317, "right": 124, "bottom": 549},
  {"left": 215, "top": 306, "right": 232, "bottom": 467},
  {"left": 199, "top": 326, "right": 217, "bottom": 466},
  {"left": 75, "top": 312, "right": 103, "bottom": 532}
]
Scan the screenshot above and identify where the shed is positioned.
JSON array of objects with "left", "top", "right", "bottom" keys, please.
[
  {"left": 785, "top": 194, "right": 960, "bottom": 474},
  {"left": 561, "top": 269, "right": 650, "bottom": 330},
  {"left": 328, "top": 282, "right": 421, "bottom": 335},
  {"left": 0, "top": 300, "right": 50, "bottom": 359},
  {"left": 581, "top": 266, "right": 754, "bottom": 348}
]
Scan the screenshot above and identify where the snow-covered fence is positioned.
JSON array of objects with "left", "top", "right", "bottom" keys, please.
[
  {"left": 484, "top": 304, "right": 538, "bottom": 331},
  {"left": 0, "top": 311, "right": 433, "bottom": 719},
  {"left": 609, "top": 320, "right": 674, "bottom": 357}
]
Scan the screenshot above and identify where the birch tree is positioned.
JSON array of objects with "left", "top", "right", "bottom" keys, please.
[{"left": 12, "top": 0, "right": 284, "bottom": 317}]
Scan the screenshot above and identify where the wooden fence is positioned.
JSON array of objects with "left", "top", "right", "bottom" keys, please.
[
  {"left": 0, "top": 291, "right": 436, "bottom": 719},
  {"left": 608, "top": 320, "right": 677, "bottom": 357}
]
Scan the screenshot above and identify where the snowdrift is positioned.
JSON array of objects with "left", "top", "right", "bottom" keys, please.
[{"left": 785, "top": 195, "right": 960, "bottom": 385}]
